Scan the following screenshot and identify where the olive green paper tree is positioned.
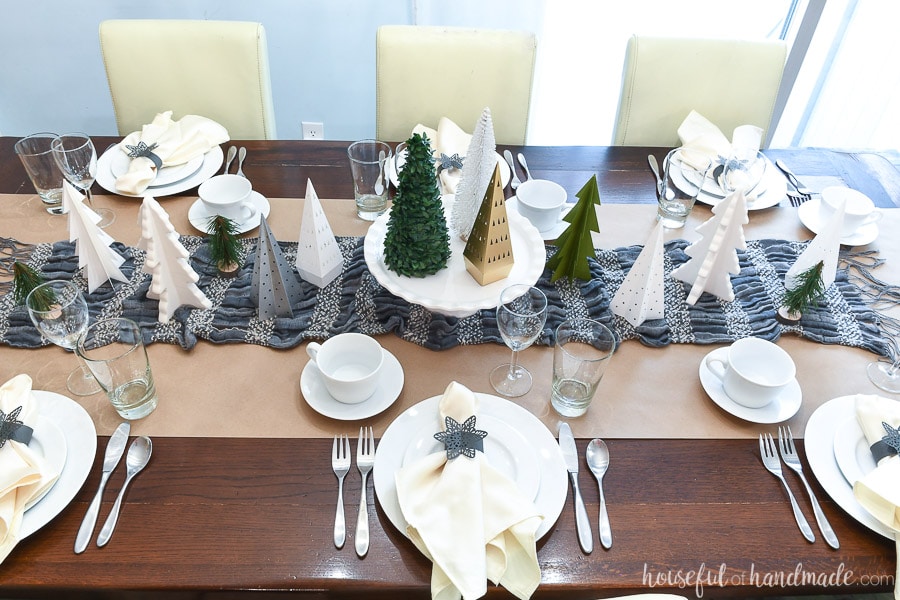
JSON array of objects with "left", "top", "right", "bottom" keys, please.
[
  {"left": 546, "top": 175, "right": 601, "bottom": 282},
  {"left": 384, "top": 133, "right": 451, "bottom": 277}
]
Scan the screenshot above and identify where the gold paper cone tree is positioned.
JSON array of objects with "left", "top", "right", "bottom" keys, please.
[
  {"left": 546, "top": 175, "right": 601, "bottom": 282},
  {"left": 463, "top": 164, "right": 514, "bottom": 285}
]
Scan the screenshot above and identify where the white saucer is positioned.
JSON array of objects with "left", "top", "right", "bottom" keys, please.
[
  {"left": 188, "top": 191, "right": 271, "bottom": 234},
  {"left": 300, "top": 348, "right": 404, "bottom": 420},
  {"left": 698, "top": 347, "right": 802, "bottom": 423},
  {"left": 505, "top": 197, "right": 571, "bottom": 241},
  {"left": 797, "top": 197, "right": 879, "bottom": 246}
]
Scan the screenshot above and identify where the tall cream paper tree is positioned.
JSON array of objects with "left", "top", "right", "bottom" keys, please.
[
  {"left": 451, "top": 107, "right": 497, "bottom": 241},
  {"left": 296, "top": 179, "right": 343, "bottom": 288},
  {"left": 62, "top": 181, "right": 128, "bottom": 293}
]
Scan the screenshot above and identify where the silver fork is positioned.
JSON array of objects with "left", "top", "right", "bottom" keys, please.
[
  {"left": 355, "top": 426, "right": 375, "bottom": 557},
  {"left": 332, "top": 434, "right": 350, "bottom": 549},
  {"left": 778, "top": 426, "right": 840, "bottom": 549},
  {"left": 775, "top": 159, "right": 814, "bottom": 203},
  {"left": 759, "top": 433, "right": 815, "bottom": 543}
]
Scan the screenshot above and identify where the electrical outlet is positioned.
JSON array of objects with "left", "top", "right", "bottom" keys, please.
[{"left": 301, "top": 121, "right": 324, "bottom": 140}]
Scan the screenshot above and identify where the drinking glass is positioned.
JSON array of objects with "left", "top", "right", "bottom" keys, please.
[
  {"left": 490, "top": 284, "right": 548, "bottom": 397},
  {"left": 658, "top": 148, "right": 712, "bottom": 229},
  {"left": 867, "top": 336, "right": 900, "bottom": 394},
  {"left": 26, "top": 280, "right": 100, "bottom": 396},
  {"left": 51, "top": 133, "right": 115, "bottom": 227}
]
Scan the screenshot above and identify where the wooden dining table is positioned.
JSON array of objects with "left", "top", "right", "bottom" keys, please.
[{"left": 0, "top": 137, "right": 899, "bottom": 599}]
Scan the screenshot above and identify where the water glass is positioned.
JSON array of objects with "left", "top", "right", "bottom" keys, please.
[
  {"left": 551, "top": 318, "right": 616, "bottom": 417},
  {"left": 14, "top": 132, "right": 64, "bottom": 214},
  {"left": 77, "top": 317, "right": 158, "bottom": 420},
  {"left": 658, "top": 148, "right": 712, "bottom": 229},
  {"left": 348, "top": 140, "right": 391, "bottom": 221}
]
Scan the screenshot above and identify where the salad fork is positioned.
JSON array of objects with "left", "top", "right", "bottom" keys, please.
[
  {"left": 332, "top": 434, "right": 350, "bottom": 549},
  {"left": 778, "top": 426, "right": 840, "bottom": 549},
  {"left": 355, "top": 426, "right": 376, "bottom": 557},
  {"left": 759, "top": 433, "right": 815, "bottom": 543}
]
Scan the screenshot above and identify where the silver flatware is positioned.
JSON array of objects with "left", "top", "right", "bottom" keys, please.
[
  {"left": 332, "top": 434, "right": 350, "bottom": 549},
  {"left": 778, "top": 426, "right": 839, "bottom": 549},
  {"left": 97, "top": 436, "right": 152, "bottom": 547},
  {"left": 75, "top": 422, "right": 130, "bottom": 554},
  {"left": 355, "top": 426, "right": 375, "bottom": 557},
  {"left": 374, "top": 150, "right": 386, "bottom": 195},
  {"left": 236, "top": 147, "right": 247, "bottom": 178},
  {"left": 558, "top": 422, "right": 592, "bottom": 554},
  {"left": 786, "top": 190, "right": 812, "bottom": 207},
  {"left": 223, "top": 146, "right": 237, "bottom": 174},
  {"left": 503, "top": 150, "right": 521, "bottom": 190},
  {"left": 647, "top": 154, "right": 663, "bottom": 198},
  {"left": 517, "top": 152, "right": 533, "bottom": 181},
  {"left": 775, "top": 159, "right": 814, "bottom": 202},
  {"left": 759, "top": 433, "right": 814, "bottom": 543},
  {"left": 585, "top": 438, "right": 612, "bottom": 549}
]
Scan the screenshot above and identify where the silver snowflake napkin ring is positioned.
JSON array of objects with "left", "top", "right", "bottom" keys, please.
[
  {"left": 125, "top": 141, "right": 163, "bottom": 170},
  {"left": 0, "top": 406, "right": 33, "bottom": 449},
  {"left": 433, "top": 415, "right": 487, "bottom": 460}
]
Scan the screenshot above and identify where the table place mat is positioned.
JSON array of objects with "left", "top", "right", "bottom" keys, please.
[{"left": 0, "top": 234, "right": 890, "bottom": 358}]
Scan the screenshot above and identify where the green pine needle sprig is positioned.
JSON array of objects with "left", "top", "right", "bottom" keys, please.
[
  {"left": 206, "top": 215, "right": 243, "bottom": 268},
  {"left": 13, "top": 262, "right": 55, "bottom": 311},
  {"left": 783, "top": 260, "right": 826, "bottom": 315}
]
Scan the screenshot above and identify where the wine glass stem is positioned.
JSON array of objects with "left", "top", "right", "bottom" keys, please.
[
  {"left": 506, "top": 348, "right": 520, "bottom": 380},
  {"left": 82, "top": 186, "right": 95, "bottom": 210}
]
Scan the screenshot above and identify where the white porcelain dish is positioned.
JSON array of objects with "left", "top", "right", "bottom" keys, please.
[
  {"left": 97, "top": 144, "right": 224, "bottom": 198},
  {"left": 188, "top": 191, "right": 271, "bottom": 234},
  {"left": 300, "top": 349, "right": 404, "bottom": 420}
]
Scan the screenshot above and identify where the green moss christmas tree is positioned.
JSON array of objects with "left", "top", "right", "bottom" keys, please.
[
  {"left": 546, "top": 175, "right": 601, "bottom": 282},
  {"left": 383, "top": 133, "right": 451, "bottom": 278}
]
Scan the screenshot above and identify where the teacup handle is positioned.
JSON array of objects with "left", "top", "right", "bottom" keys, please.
[
  {"left": 861, "top": 209, "right": 883, "bottom": 226},
  {"left": 306, "top": 342, "right": 321, "bottom": 363},
  {"left": 238, "top": 200, "right": 259, "bottom": 223},
  {"left": 705, "top": 356, "right": 728, "bottom": 381}
]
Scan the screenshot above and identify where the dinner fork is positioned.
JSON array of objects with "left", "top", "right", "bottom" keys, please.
[
  {"left": 332, "top": 434, "right": 350, "bottom": 549},
  {"left": 776, "top": 159, "right": 814, "bottom": 203},
  {"left": 759, "top": 433, "right": 815, "bottom": 543},
  {"left": 778, "top": 426, "right": 840, "bottom": 549},
  {"left": 355, "top": 426, "right": 375, "bottom": 557}
]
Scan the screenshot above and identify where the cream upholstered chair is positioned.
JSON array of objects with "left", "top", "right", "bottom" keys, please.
[
  {"left": 99, "top": 20, "right": 277, "bottom": 139},
  {"left": 612, "top": 35, "right": 787, "bottom": 147},
  {"left": 376, "top": 25, "right": 537, "bottom": 145}
]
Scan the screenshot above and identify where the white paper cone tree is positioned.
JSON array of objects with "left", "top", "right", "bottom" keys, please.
[
  {"left": 451, "top": 107, "right": 497, "bottom": 241},
  {"left": 672, "top": 189, "right": 749, "bottom": 304},
  {"left": 252, "top": 215, "right": 302, "bottom": 319},
  {"left": 786, "top": 198, "right": 844, "bottom": 290},
  {"left": 611, "top": 221, "right": 666, "bottom": 326},
  {"left": 62, "top": 181, "right": 128, "bottom": 293},
  {"left": 138, "top": 196, "right": 212, "bottom": 322},
  {"left": 296, "top": 179, "right": 342, "bottom": 288}
]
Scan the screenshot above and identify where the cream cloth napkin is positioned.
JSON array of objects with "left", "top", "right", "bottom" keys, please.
[
  {"left": 0, "top": 374, "right": 60, "bottom": 564},
  {"left": 395, "top": 382, "right": 543, "bottom": 600},
  {"left": 852, "top": 394, "right": 900, "bottom": 600},
  {"left": 676, "top": 110, "right": 762, "bottom": 171},
  {"left": 115, "top": 110, "right": 229, "bottom": 195},
  {"left": 413, "top": 117, "right": 472, "bottom": 195}
]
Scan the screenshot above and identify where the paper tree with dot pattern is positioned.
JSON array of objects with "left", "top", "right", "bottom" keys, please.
[
  {"left": 611, "top": 221, "right": 665, "bottom": 326},
  {"left": 671, "top": 189, "right": 749, "bottom": 304},
  {"left": 138, "top": 195, "right": 212, "bottom": 322},
  {"left": 62, "top": 181, "right": 128, "bottom": 293},
  {"left": 786, "top": 197, "right": 843, "bottom": 290},
  {"left": 451, "top": 107, "right": 497, "bottom": 241},
  {"left": 252, "top": 214, "right": 302, "bottom": 319},
  {"left": 295, "top": 179, "right": 342, "bottom": 288}
]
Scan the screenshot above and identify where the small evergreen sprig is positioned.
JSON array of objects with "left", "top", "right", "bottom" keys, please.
[
  {"left": 13, "top": 262, "right": 55, "bottom": 312},
  {"left": 206, "top": 215, "right": 243, "bottom": 270},
  {"left": 783, "top": 260, "right": 826, "bottom": 315}
]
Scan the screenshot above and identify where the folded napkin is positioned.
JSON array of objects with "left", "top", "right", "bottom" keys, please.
[
  {"left": 412, "top": 118, "right": 476, "bottom": 195},
  {"left": 0, "top": 374, "right": 60, "bottom": 564},
  {"left": 677, "top": 110, "right": 762, "bottom": 171},
  {"left": 115, "top": 110, "right": 229, "bottom": 195},
  {"left": 852, "top": 394, "right": 900, "bottom": 600},
  {"left": 395, "top": 382, "right": 543, "bottom": 600}
]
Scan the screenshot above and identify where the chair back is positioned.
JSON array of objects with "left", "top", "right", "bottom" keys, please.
[
  {"left": 612, "top": 35, "right": 787, "bottom": 147},
  {"left": 100, "top": 19, "right": 277, "bottom": 139},
  {"left": 376, "top": 25, "right": 536, "bottom": 145}
]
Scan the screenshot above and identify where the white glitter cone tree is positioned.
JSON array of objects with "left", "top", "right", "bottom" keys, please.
[
  {"left": 296, "top": 179, "right": 343, "bottom": 288},
  {"left": 451, "top": 107, "right": 497, "bottom": 241},
  {"left": 62, "top": 181, "right": 128, "bottom": 293},
  {"left": 252, "top": 215, "right": 302, "bottom": 319},
  {"left": 611, "top": 221, "right": 666, "bottom": 326},
  {"left": 138, "top": 196, "right": 211, "bottom": 322}
]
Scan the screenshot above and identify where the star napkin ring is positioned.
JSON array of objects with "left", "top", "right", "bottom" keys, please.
[
  {"left": 436, "top": 153, "right": 464, "bottom": 176},
  {"left": 869, "top": 421, "right": 900, "bottom": 463},
  {"left": 125, "top": 141, "right": 163, "bottom": 170},
  {"left": 0, "top": 406, "right": 33, "bottom": 449},
  {"left": 433, "top": 415, "right": 487, "bottom": 460}
]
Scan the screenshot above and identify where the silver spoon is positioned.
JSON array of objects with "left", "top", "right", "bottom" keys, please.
[
  {"left": 96, "top": 436, "right": 152, "bottom": 547},
  {"left": 517, "top": 153, "right": 533, "bottom": 181},
  {"left": 223, "top": 146, "right": 237, "bottom": 174},
  {"left": 647, "top": 154, "right": 663, "bottom": 198},
  {"left": 585, "top": 438, "right": 612, "bottom": 549},
  {"left": 236, "top": 147, "right": 248, "bottom": 178}
]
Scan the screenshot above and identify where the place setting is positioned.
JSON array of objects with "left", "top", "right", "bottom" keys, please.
[
  {"left": 187, "top": 172, "right": 271, "bottom": 235},
  {"left": 797, "top": 185, "right": 882, "bottom": 246}
]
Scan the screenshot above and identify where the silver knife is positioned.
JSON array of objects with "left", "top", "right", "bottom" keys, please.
[
  {"left": 74, "top": 422, "right": 130, "bottom": 554},
  {"left": 558, "top": 423, "right": 593, "bottom": 554}
]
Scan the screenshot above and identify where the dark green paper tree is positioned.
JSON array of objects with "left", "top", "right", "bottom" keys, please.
[
  {"left": 546, "top": 175, "right": 601, "bottom": 282},
  {"left": 383, "top": 133, "right": 451, "bottom": 278}
]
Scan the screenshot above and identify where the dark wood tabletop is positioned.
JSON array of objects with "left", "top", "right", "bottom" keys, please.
[{"left": 0, "top": 137, "right": 898, "bottom": 599}]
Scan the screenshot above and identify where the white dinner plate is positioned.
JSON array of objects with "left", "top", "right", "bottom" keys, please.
[
  {"left": 109, "top": 148, "right": 205, "bottom": 188},
  {"left": 373, "top": 392, "right": 568, "bottom": 540},
  {"left": 363, "top": 195, "right": 546, "bottom": 318},
  {"left": 400, "top": 413, "right": 541, "bottom": 501},
  {"left": 188, "top": 191, "right": 271, "bottom": 234},
  {"left": 673, "top": 155, "right": 786, "bottom": 210},
  {"left": 804, "top": 395, "right": 895, "bottom": 540},
  {"left": 300, "top": 349, "right": 404, "bottom": 421},
  {"left": 96, "top": 144, "right": 224, "bottom": 198},
  {"left": 832, "top": 417, "right": 877, "bottom": 486},
  {"left": 20, "top": 390, "right": 97, "bottom": 539},
  {"left": 388, "top": 149, "right": 511, "bottom": 191},
  {"left": 505, "top": 197, "right": 572, "bottom": 241},
  {"left": 22, "top": 415, "right": 67, "bottom": 511},
  {"left": 797, "top": 198, "right": 880, "bottom": 247}
]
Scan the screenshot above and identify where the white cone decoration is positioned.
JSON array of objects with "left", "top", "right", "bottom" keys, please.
[
  {"left": 62, "top": 181, "right": 128, "bottom": 293},
  {"left": 672, "top": 189, "right": 749, "bottom": 304},
  {"left": 451, "top": 107, "right": 497, "bottom": 241},
  {"left": 296, "top": 179, "right": 342, "bottom": 288},
  {"left": 252, "top": 215, "right": 302, "bottom": 319},
  {"left": 611, "top": 221, "right": 666, "bottom": 326},
  {"left": 786, "top": 197, "right": 844, "bottom": 289},
  {"left": 138, "top": 196, "right": 212, "bottom": 322}
]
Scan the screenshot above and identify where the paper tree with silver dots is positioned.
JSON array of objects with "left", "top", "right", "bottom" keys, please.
[
  {"left": 252, "top": 215, "right": 302, "bottom": 319},
  {"left": 611, "top": 221, "right": 666, "bottom": 326},
  {"left": 451, "top": 107, "right": 498, "bottom": 241},
  {"left": 62, "top": 181, "right": 128, "bottom": 293},
  {"left": 295, "top": 179, "right": 343, "bottom": 288}
]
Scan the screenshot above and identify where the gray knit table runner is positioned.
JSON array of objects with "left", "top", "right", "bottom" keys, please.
[{"left": 0, "top": 235, "right": 890, "bottom": 356}]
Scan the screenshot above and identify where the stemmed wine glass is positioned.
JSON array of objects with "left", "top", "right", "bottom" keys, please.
[
  {"left": 867, "top": 334, "right": 900, "bottom": 394},
  {"left": 26, "top": 280, "right": 101, "bottom": 396},
  {"left": 51, "top": 132, "right": 115, "bottom": 227},
  {"left": 490, "top": 284, "right": 549, "bottom": 397}
]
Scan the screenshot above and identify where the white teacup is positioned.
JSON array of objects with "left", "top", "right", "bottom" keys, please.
[
  {"left": 820, "top": 186, "right": 882, "bottom": 236},
  {"left": 198, "top": 174, "right": 259, "bottom": 224},
  {"left": 705, "top": 338, "right": 796, "bottom": 409},
  {"left": 306, "top": 333, "right": 384, "bottom": 404},
  {"left": 515, "top": 179, "right": 567, "bottom": 232}
]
